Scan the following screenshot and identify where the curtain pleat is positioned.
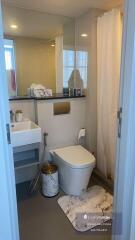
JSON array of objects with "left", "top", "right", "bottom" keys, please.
[{"left": 97, "top": 9, "right": 122, "bottom": 179}]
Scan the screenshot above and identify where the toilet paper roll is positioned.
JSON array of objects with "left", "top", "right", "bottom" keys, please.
[{"left": 78, "top": 128, "right": 86, "bottom": 142}]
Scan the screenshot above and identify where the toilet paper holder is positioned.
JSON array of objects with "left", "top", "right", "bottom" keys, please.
[{"left": 78, "top": 128, "right": 86, "bottom": 143}]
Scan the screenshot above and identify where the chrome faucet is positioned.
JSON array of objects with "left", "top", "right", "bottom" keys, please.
[{"left": 10, "top": 110, "right": 14, "bottom": 122}]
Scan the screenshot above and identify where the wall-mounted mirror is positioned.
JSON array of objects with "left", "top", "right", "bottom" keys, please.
[
  {"left": 2, "top": 3, "right": 76, "bottom": 97},
  {"left": 2, "top": 2, "right": 88, "bottom": 97}
]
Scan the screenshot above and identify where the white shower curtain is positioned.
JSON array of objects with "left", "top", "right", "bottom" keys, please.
[
  {"left": 55, "top": 35, "right": 63, "bottom": 93},
  {"left": 97, "top": 9, "right": 122, "bottom": 179}
]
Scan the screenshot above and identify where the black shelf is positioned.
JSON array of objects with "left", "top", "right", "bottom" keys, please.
[{"left": 9, "top": 94, "right": 85, "bottom": 101}]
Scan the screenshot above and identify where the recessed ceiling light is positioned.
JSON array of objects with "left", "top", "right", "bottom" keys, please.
[
  {"left": 51, "top": 44, "right": 55, "bottom": 47},
  {"left": 10, "top": 24, "right": 18, "bottom": 29},
  {"left": 81, "top": 33, "right": 88, "bottom": 37}
]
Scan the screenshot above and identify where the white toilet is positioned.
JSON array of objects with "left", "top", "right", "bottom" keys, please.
[{"left": 50, "top": 145, "right": 96, "bottom": 196}]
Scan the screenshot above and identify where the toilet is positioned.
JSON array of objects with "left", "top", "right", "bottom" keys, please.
[{"left": 50, "top": 145, "right": 96, "bottom": 196}]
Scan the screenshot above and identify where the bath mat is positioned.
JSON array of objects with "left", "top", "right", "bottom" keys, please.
[{"left": 58, "top": 185, "right": 113, "bottom": 232}]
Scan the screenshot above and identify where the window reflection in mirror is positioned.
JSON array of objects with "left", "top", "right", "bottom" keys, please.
[
  {"left": 63, "top": 50, "right": 88, "bottom": 90},
  {"left": 4, "top": 39, "right": 17, "bottom": 97}
]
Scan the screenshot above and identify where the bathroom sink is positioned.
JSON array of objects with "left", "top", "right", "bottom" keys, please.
[{"left": 11, "top": 120, "right": 41, "bottom": 147}]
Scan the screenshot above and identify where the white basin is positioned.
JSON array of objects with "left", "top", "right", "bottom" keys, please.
[{"left": 11, "top": 120, "right": 41, "bottom": 147}]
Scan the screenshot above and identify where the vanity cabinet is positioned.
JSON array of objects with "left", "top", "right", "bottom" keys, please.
[{"left": 13, "top": 143, "right": 40, "bottom": 184}]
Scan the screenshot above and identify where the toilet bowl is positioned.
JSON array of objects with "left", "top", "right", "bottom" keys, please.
[{"left": 50, "top": 145, "right": 96, "bottom": 196}]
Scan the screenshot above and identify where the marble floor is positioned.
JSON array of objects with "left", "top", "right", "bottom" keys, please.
[{"left": 17, "top": 175, "right": 112, "bottom": 240}]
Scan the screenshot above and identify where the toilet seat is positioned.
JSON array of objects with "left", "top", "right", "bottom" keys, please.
[{"left": 53, "top": 145, "right": 95, "bottom": 169}]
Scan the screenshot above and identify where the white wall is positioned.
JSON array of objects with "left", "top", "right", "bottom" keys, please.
[
  {"left": 10, "top": 98, "right": 86, "bottom": 162},
  {"left": 37, "top": 98, "right": 86, "bottom": 160},
  {"left": 10, "top": 100, "right": 35, "bottom": 122},
  {"left": 75, "top": 9, "right": 104, "bottom": 156}
]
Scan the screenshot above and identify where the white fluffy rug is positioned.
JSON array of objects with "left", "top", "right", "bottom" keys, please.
[{"left": 58, "top": 185, "right": 113, "bottom": 232}]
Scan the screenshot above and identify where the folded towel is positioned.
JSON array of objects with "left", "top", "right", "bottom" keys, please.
[{"left": 28, "top": 84, "right": 52, "bottom": 97}]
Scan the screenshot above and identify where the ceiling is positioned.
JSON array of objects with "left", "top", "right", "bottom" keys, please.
[
  {"left": 2, "top": 4, "right": 72, "bottom": 39},
  {"left": 3, "top": 0, "right": 123, "bottom": 18}
]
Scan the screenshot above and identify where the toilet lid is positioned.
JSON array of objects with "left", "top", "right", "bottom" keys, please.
[{"left": 53, "top": 145, "right": 96, "bottom": 168}]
